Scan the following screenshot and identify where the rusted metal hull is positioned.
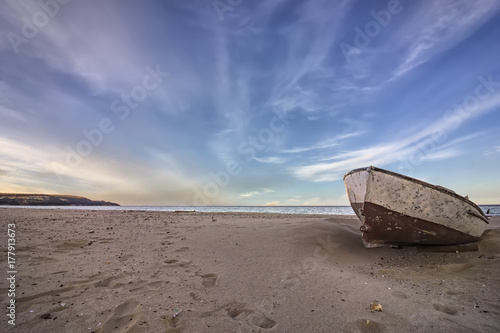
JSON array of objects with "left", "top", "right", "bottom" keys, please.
[{"left": 344, "top": 166, "right": 488, "bottom": 248}]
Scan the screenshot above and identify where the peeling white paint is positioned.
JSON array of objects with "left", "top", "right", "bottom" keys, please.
[{"left": 344, "top": 166, "right": 486, "bottom": 239}]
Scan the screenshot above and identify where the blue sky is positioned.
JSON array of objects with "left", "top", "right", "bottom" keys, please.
[{"left": 1, "top": 0, "right": 500, "bottom": 206}]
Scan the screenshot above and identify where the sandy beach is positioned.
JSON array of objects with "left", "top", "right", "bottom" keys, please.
[{"left": 1, "top": 208, "right": 499, "bottom": 332}]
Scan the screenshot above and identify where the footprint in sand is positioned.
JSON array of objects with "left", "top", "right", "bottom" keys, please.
[
  {"left": 94, "top": 276, "right": 119, "bottom": 288},
  {"left": 392, "top": 291, "right": 409, "bottom": 299},
  {"left": 248, "top": 312, "right": 276, "bottom": 329},
  {"left": 228, "top": 303, "right": 276, "bottom": 330},
  {"left": 175, "top": 246, "right": 189, "bottom": 252},
  {"left": 16, "top": 286, "right": 75, "bottom": 303},
  {"left": 225, "top": 302, "right": 252, "bottom": 320},
  {"left": 56, "top": 240, "right": 89, "bottom": 251},
  {"left": 201, "top": 273, "right": 219, "bottom": 287},
  {"left": 164, "top": 259, "right": 179, "bottom": 264},
  {"left": 433, "top": 303, "right": 458, "bottom": 315},
  {"left": 101, "top": 299, "right": 141, "bottom": 333},
  {"left": 118, "top": 254, "right": 134, "bottom": 263},
  {"left": 164, "top": 258, "right": 192, "bottom": 268},
  {"left": 164, "top": 316, "right": 182, "bottom": 333},
  {"left": 343, "top": 319, "right": 386, "bottom": 333},
  {"left": 128, "top": 281, "right": 148, "bottom": 293},
  {"left": 147, "top": 281, "right": 164, "bottom": 289},
  {"left": 446, "top": 289, "right": 464, "bottom": 296},
  {"left": 189, "top": 291, "right": 202, "bottom": 301},
  {"left": 203, "top": 302, "right": 276, "bottom": 330}
]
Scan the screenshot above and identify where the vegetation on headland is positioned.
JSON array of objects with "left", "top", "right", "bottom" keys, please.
[{"left": 0, "top": 193, "right": 120, "bottom": 206}]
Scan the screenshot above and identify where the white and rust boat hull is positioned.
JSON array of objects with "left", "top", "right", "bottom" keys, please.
[{"left": 343, "top": 166, "right": 488, "bottom": 248}]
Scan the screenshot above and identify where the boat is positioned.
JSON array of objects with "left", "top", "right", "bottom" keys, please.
[{"left": 343, "top": 166, "right": 489, "bottom": 248}]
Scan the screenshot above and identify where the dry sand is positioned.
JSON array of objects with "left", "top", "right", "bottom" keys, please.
[{"left": 1, "top": 208, "right": 499, "bottom": 332}]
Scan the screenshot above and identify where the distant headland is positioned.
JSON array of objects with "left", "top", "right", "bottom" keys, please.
[{"left": 0, "top": 193, "right": 120, "bottom": 206}]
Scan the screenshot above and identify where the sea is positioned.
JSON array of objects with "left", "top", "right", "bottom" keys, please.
[{"left": 4, "top": 205, "right": 500, "bottom": 216}]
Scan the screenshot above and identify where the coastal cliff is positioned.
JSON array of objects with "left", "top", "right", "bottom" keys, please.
[{"left": 0, "top": 193, "right": 120, "bottom": 206}]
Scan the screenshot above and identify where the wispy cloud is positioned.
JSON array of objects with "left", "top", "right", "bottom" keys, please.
[
  {"left": 1, "top": 1, "right": 499, "bottom": 205},
  {"left": 238, "top": 188, "right": 275, "bottom": 198},
  {"left": 0, "top": 136, "right": 120, "bottom": 194},
  {"left": 421, "top": 148, "right": 460, "bottom": 161},
  {"left": 265, "top": 0, "right": 353, "bottom": 115},
  {"left": 282, "top": 131, "right": 364, "bottom": 154},
  {"left": 0, "top": 105, "right": 27, "bottom": 122},
  {"left": 483, "top": 145, "right": 500, "bottom": 157},
  {"left": 291, "top": 93, "right": 500, "bottom": 182},
  {"left": 238, "top": 191, "right": 262, "bottom": 198},
  {"left": 253, "top": 156, "right": 287, "bottom": 164},
  {"left": 302, "top": 197, "right": 340, "bottom": 206},
  {"left": 390, "top": 0, "right": 500, "bottom": 81},
  {"left": 335, "top": 0, "right": 500, "bottom": 95},
  {"left": 0, "top": 134, "right": 203, "bottom": 205},
  {"left": 3, "top": 1, "right": 150, "bottom": 93},
  {"left": 264, "top": 201, "right": 281, "bottom": 206},
  {"left": 291, "top": 143, "right": 399, "bottom": 182}
]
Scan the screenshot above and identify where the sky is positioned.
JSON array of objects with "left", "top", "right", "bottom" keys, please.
[{"left": 1, "top": 0, "right": 500, "bottom": 206}]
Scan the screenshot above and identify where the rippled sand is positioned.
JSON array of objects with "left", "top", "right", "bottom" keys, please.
[{"left": 1, "top": 208, "right": 499, "bottom": 332}]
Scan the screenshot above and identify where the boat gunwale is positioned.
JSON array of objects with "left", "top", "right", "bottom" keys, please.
[{"left": 343, "top": 166, "right": 487, "bottom": 219}]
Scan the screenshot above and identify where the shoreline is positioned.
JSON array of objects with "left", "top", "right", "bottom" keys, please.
[
  {"left": 1, "top": 208, "right": 499, "bottom": 332},
  {"left": 2, "top": 204, "right": 498, "bottom": 215},
  {"left": 0, "top": 205, "right": 358, "bottom": 217}
]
